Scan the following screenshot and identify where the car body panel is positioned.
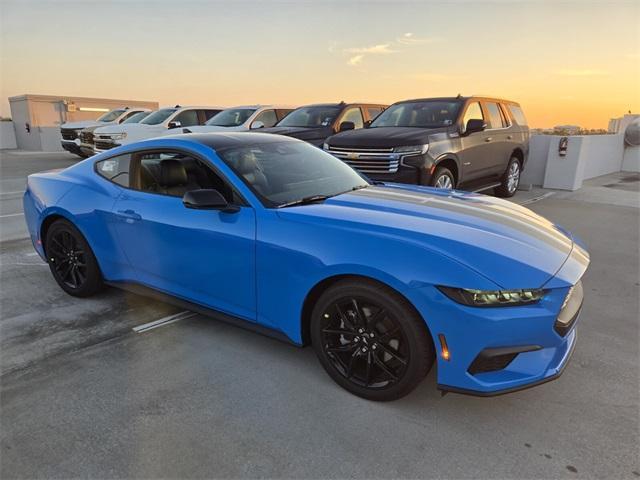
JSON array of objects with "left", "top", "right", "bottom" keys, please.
[{"left": 24, "top": 133, "right": 588, "bottom": 395}]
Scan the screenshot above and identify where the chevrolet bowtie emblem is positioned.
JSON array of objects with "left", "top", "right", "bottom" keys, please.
[{"left": 347, "top": 152, "right": 359, "bottom": 159}]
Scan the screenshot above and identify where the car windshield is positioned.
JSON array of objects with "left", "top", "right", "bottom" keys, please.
[
  {"left": 276, "top": 106, "right": 340, "bottom": 128},
  {"left": 122, "top": 111, "right": 150, "bottom": 124},
  {"left": 218, "top": 140, "right": 368, "bottom": 207},
  {"left": 206, "top": 108, "right": 257, "bottom": 127},
  {"left": 370, "top": 101, "right": 462, "bottom": 128},
  {"left": 97, "top": 109, "right": 126, "bottom": 122},
  {"left": 140, "top": 108, "right": 178, "bottom": 125}
]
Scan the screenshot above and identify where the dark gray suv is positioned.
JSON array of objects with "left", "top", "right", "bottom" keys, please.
[{"left": 323, "top": 96, "right": 529, "bottom": 197}]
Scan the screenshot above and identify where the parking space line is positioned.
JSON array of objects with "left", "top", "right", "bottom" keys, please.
[
  {"left": 518, "top": 192, "right": 555, "bottom": 206},
  {"left": 0, "top": 213, "right": 24, "bottom": 218},
  {"left": 133, "top": 311, "right": 197, "bottom": 333},
  {"left": 0, "top": 191, "right": 24, "bottom": 196}
]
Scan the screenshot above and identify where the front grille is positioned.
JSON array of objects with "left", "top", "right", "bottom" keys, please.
[
  {"left": 95, "top": 141, "right": 117, "bottom": 150},
  {"left": 554, "top": 280, "right": 583, "bottom": 336},
  {"left": 327, "top": 146, "right": 399, "bottom": 174},
  {"left": 80, "top": 131, "right": 94, "bottom": 144},
  {"left": 61, "top": 129, "right": 78, "bottom": 140}
]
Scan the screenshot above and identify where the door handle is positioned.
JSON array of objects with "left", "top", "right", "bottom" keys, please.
[
  {"left": 117, "top": 209, "right": 142, "bottom": 221},
  {"left": 485, "top": 137, "right": 493, "bottom": 142}
]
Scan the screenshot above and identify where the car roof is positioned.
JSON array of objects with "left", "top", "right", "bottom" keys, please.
[
  {"left": 295, "top": 102, "right": 387, "bottom": 108},
  {"left": 164, "top": 132, "right": 300, "bottom": 151},
  {"left": 397, "top": 96, "right": 520, "bottom": 106}
]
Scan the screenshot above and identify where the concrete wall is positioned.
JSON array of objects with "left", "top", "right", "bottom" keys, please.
[
  {"left": 524, "top": 132, "right": 635, "bottom": 190},
  {"left": 0, "top": 122, "right": 17, "bottom": 149}
]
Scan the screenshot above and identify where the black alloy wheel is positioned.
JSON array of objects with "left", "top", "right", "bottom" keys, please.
[
  {"left": 311, "top": 279, "right": 434, "bottom": 401},
  {"left": 45, "top": 219, "right": 103, "bottom": 297}
]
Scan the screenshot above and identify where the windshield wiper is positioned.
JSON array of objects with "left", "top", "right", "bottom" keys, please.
[{"left": 277, "top": 195, "right": 332, "bottom": 208}]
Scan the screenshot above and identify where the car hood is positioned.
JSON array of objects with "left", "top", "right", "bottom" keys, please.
[
  {"left": 61, "top": 120, "right": 108, "bottom": 130},
  {"left": 327, "top": 126, "right": 451, "bottom": 148},
  {"left": 261, "top": 126, "right": 333, "bottom": 142},
  {"left": 277, "top": 184, "right": 582, "bottom": 289}
]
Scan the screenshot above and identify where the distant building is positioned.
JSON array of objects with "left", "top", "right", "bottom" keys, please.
[
  {"left": 609, "top": 113, "right": 640, "bottom": 134},
  {"left": 553, "top": 125, "right": 581, "bottom": 135},
  {"left": 8, "top": 94, "right": 158, "bottom": 151}
]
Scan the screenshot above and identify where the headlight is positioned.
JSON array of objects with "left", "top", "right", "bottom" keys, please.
[
  {"left": 394, "top": 144, "right": 428, "bottom": 154},
  {"left": 110, "top": 133, "right": 127, "bottom": 140},
  {"left": 437, "top": 286, "right": 546, "bottom": 307},
  {"left": 323, "top": 142, "right": 329, "bottom": 150}
]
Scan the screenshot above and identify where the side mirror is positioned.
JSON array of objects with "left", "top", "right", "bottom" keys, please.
[
  {"left": 182, "top": 189, "right": 239, "bottom": 213},
  {"left": 339, "top": 121, "right": 355, "bottom": 132},
  {"left": 464, "top": 118, "right": 486, "bottom": 135},
  {"left": 167, "top": 120, "right": 182, "bottom": 129},
  {"left": 250, "top": 121, "right": 265, "bottom": 130},
  {"left": 364, "top": 120, "right": 372, "bottom": 128}
]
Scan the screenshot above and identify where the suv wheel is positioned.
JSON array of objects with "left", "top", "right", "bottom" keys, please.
[
  {"left": 310, "top": 279, "right": 434, "bottom": 401},
  {"left": 430, "top": 166, "right": 455, "bottom": 190},
  {"left": 495, "top": 157, "right": 521, "bottom": 197}
]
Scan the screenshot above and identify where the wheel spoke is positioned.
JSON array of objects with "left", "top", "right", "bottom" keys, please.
[
  {"left": 346, "top": 347, "right": 362, "bottom": 379},
  {"left": 378, "top": 326, "right": 400, "bottom": 342},
  {"left": 335, "top": 303, "right": 356, "bottom": 331},
  {"left": 326, "top": 343, "right": 358, "bottom": 354},
  {"left": 322, "top": 328, "right": 357, "bottom": 336},
  {"left": 378, "top": 343, "right": 407, "bottom": 365},
  {"left": 373, "top": 353, "right": 398, "bottom": 382},
  {"left": 366, "top": 307, "right": 386, "bottom": 331},
  {"left": 351, "top": 298, "right": 366, "bottom": 327}
]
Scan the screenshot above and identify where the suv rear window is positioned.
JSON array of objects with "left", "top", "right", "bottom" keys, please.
[{"left": 507, "top": 105, "right": 528, "bottom": 126}]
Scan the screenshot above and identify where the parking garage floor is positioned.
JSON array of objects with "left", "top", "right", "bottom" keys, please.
[{"left": 1, "top": 150, "right": 638, "bottom": 479}]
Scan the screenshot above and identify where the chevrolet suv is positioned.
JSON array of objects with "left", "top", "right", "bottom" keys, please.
[
  {"left": 324, "top": 96, "right": 529, "bottom": 197},
  {"left": 261, "top": 102, "right": 387, "bottom": 147}
]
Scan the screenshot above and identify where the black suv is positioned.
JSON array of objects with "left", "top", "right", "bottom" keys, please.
[
  {"left": 260, "top": 102, "right": 387, "bottom": 147},
  {"left": 324, "top": 96, "right": 529, "bottom": 197}
]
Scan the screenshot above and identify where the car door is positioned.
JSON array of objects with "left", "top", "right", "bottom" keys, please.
[
  {"left": 457, "top": 100, "right": 494, "bottom": 183},
  {"left": 111, "top": 148, "right": 257, "bottom": 321},
  {"left": 482, "top": 100, "right": 512, "bottom": 175}
]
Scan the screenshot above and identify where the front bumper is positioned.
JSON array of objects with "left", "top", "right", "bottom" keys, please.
[
  {"left": 61, "top": 140, "right": 83, "bottom": 156},
  {"left": 405, "top": 276, "right": 584, "bottom": 396}
]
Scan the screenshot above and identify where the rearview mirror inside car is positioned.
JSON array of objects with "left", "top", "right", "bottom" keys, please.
[
  {"left": 464, "top": 119, "right": 486, "bottom": 135},
  {"left": 339, "top": 121, "right": 355, "bottom": 132},
  {"left": 183, "top": 189, "right": 239, "bottom": 213},
  {"left": 167, "top": 121, "right": 182, "bottom": 129}
]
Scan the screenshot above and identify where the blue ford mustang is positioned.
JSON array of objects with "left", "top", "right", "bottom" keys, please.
[{"left": 23, "top": 132, "right": 589, "bottom": 400}]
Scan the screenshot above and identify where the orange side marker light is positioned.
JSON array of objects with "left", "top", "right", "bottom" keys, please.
[{"left": 438, "top": 334, "right": 450, "bottom": 361}]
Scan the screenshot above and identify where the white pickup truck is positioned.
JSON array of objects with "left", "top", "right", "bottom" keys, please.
[
  {"left": 93, "top": 105, "right": 223, "bottom": 153},
  {"left": 60, "top": 107, "right": 150, "bottom": 158}
]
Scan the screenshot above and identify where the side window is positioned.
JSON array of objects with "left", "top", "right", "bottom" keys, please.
[
  {"left": 507, "top": 105, "right": 528, "bottom": 126},
  {"left": 340, "top": 107, "right": 364, "bottom": 129},
  {"left": 498, "top": 104, "right": 511, "bottom": 127},
  {"left": 118, "top": 110, "right": 140, "bottom": 123},
  {"left": 462, "top": 102, "right": 484, "bottom": 128},
  {"left": 95, "top": 154, "right": 131, "bottom": 187},
  {"left": 276, "top": 109, "right": 293, "bottom": 121},
  {"left": 366, "top": 107, "right": 383, "bottom": 121},
  {"left": 252, "top": 109, "right": 278, "bottom": 128},
  {"left": 133, "top": 151, "right": 239, "bottom": 204},
  {"left": 203, "top": 109, "right": 221, "bottom": 121},
  {"left": 172, "top": 110, "right": 199, "bottom": 128},
  {"left": 485, "top": 102, "right": 505, "bottom": 129}
]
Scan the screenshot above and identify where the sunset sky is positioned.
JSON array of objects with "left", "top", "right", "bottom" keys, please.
[{"left": 1, "top": 0, "right": 638, "bottom": 129}]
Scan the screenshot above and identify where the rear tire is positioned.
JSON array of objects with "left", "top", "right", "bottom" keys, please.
[
  {"left": 45, "top": 219, "right": 104, "bottom": 297},
  {"left": 310, "top": 279, "right": 434, "bottom": 401},
  {"left": 495, "top": 156, "right": 521, "bottom": 197},
  {"left": 430, "top": 166, "right": 455, "bottom": 190}
]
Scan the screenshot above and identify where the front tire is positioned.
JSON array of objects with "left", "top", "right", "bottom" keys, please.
[
  {"left": 310, "top": 279, "right": 434, "bottom": 401},
  {"left": 45, "top": 219, "right": 104, "bottom": 297},
  {"left": 430, "top": 166, "right": 455, "bottom": 190},
  {"left": 495, "top": 156, "right": 521, "bottom": 197}
]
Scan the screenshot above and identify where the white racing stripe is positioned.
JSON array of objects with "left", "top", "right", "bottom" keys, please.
[{"left": 133, "top": 311, "right": 197, "bottom": 333}]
